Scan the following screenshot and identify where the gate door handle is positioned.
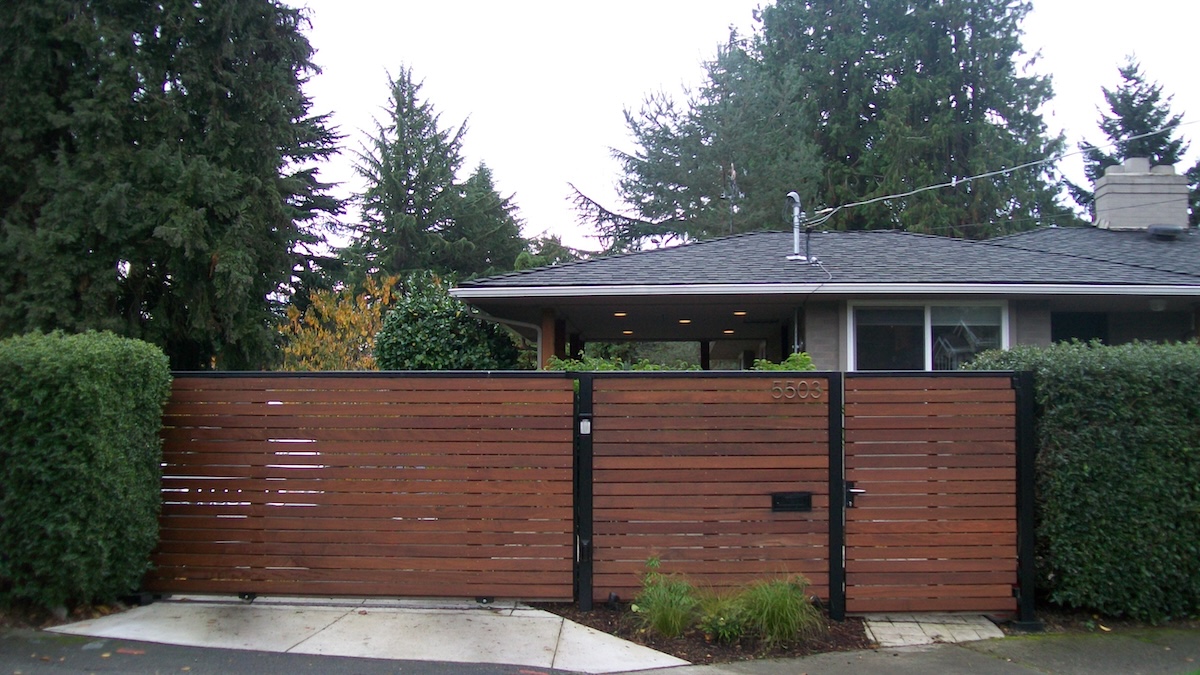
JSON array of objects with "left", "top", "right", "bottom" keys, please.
[{"left": 846, "top": 481, "right": 867, "bottom": 508}]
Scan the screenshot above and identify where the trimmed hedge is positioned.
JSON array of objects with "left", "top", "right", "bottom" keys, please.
[
  {"left": 0, "top": 331, "right": 171, "bottom": 610},
  {"left": 968, "top": 341, "right": 1200, "bottom": 622}
]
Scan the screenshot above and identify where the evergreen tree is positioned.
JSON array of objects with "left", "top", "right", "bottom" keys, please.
[
  {"left": 345, "top": 68, "right": 528, "bottom": 279},
  {"left": 0, "top": 0, "right": 339, "bottom": 369},
  {"left": 1069, "top": 58, "right": 1192, "bottom": 212},
  {"left": 589, "top": 34, "right": 820, "bottom": 250},
  {"left": 346, "top": 67, "right": 465, "bottom": 278},
  {"left": 437, "top": 164, "right": 526, "bottom": 278},
  {"left": 586, "top": 0, "right": 1073, "bottom": 247},
  {"left": 514, "top": 235, "right": 586, "bottom": 270}
]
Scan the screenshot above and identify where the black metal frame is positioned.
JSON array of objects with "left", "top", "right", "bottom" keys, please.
[
  {"left": 574, "top": 373, "right": 595, "bottom": 610},
  {"left": 826, "top": 372, "right": 847, "bottom": 620}
]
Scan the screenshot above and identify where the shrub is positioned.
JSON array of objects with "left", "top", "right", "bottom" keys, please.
[
  {"left": 0, "top": 331, "right": 171, "bottom": 611},
  {"left": 631, "top": 559, "right": 699, "bottom": 638},
  {"left": 374, "top": 272, "right": 521, "bottom": 370},
  {"left": 968, "top": 341, "right": 1200, "bottom": 622},
  {"left": 751, "top": 352, "right": 816, "bottom": 371}
]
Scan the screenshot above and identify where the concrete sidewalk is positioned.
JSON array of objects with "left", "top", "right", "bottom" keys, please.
[
  {"left": 45, "top": 595, "right": 688, "bottom": 674},
  {"left": 12, "top": 596, "right": 1200, "bottom": 675}
]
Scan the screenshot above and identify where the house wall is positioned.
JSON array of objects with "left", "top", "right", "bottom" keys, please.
[
  {"left": 1010, "top": 301, "right": 1052, "bottom": 348},
  {"left": 804, "top": 302, "right": 843, "bottom": 370}
]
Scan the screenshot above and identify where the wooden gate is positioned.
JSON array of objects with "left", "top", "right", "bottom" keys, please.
[
  {"left": 842, "top": 374, "right": 1019, "bottom": 613},
  {"left": 585, "top": 373, "right": 837, "bottom": 603},
  {"left": 146, "top": 373, "right": 576, "bottom": 600}
]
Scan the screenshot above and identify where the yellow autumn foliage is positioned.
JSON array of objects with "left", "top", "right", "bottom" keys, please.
[{"left": 279, "top": 274, "right": 399, "bottom": 371}]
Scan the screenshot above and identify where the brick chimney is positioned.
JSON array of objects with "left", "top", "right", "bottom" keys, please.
[{"left": 1093, "top": 157, "right": 1189, "bottom": 231}]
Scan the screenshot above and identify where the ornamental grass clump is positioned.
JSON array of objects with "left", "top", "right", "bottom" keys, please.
[
  {"left": 738, "top": 576, "right": 825, "bottom": 648},
  {"left": 631, "top": 559, "right": 699, "bottom": 638}
]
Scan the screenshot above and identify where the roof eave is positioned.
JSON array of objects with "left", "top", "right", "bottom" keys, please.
[{"left": 451, "top": 283, "right": 1200, "bottom": 299}]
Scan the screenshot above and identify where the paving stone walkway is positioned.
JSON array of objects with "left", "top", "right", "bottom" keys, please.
[{"left": 863, "top": 613, "right": 1006, "bottom": 647}]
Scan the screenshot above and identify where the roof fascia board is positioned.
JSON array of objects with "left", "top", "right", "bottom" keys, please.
[{"left": 452, "top": 283, "right": 1200, "bottom": 299}]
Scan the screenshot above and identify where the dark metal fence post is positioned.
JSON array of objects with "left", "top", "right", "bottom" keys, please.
[
  {"left": 1013, "top": 370, "right": 1043, "bottom": 630},
  {"left": 827, "top": 372, "right": 846, "bottom": 621},
  {"left": 574, "top": 373, "right": 594, "bottom": 611}
]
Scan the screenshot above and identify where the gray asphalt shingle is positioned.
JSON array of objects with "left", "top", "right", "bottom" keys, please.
[{"left": 460, "top": 228, "right": 1200, "bottom": 289}]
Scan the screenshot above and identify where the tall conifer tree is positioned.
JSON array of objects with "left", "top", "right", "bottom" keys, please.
[{"left": 0, "top": 0, "right": 339, "bottom": 368}]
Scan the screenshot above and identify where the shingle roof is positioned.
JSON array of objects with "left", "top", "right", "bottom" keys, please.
[{"left": 460, "top": 228, "right": 1200, "bottom": 289}]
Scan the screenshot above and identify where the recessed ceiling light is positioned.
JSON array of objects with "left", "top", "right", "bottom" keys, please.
[
  {"left": 622, "top": 330, "right": 633, "bottom": 335},
  {"left": 733, "top": 311, "right": 748, "bottom": 316},
  {"left": 723, "top": 329, "right": 735, "bottom": 335},
  {"left": 613, "top": 312, "right": 627, "bottom": 317},
  {"left": 678, "top": 319, "right": 692, "bottom": 324}
]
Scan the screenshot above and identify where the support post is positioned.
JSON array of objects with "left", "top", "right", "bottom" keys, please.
[
  {"left": 827, "top": 372, "right": 846, "bottom": 621},
  {"left": 1013, "top": 370, "right": 1043, "bottom": 630},
  {"left": 574, "top": 373, "right": 594, "bottom": 610}
]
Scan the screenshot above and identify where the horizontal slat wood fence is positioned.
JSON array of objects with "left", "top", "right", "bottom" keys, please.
[
  {"left": 146, "top": 374, "right": 577, "bottom": 600},
  {"left": 590, "top": 375, "right": 832, "bottom": 603},
  {"left": 148, "top": 371, "right": 1026, "bottom": 616},
  {"left": 843, "top": 375, "right": 1018, "bottom": 613}
]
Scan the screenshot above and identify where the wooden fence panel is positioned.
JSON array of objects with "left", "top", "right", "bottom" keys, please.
[
  {"left": 146, "top": 374, "right": 576, "bottom": 600},
  {"left": 844, "top": 375, "right": 1018, "bottom": 613},
  {"left": 591, "top": 375, "right": 832, "bottom": 603}
]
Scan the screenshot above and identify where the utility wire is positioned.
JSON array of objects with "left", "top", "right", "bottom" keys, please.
[{"left": 804, "top": 121, "right": 1197, "bottom": 225}]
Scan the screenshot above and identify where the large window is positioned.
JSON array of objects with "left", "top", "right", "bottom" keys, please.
[{"left": 851, "top": 304, "right": 1005, "bottom": 371}]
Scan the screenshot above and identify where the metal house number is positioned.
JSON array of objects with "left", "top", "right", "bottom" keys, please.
[{"left": 770, "top": 380, "right": 823, "bottom": 400}]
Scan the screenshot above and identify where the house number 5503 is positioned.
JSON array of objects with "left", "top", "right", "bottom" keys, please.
[{"left": 771, "top": 380, "right": 822, "bottom": 400}]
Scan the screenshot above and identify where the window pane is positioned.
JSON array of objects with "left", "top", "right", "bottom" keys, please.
[
  {"left": 856, "top": 308, "right": 924, "bottom": 370},
  {"left": 931, "top": 306, "right": 1002, "bottom": 370}
]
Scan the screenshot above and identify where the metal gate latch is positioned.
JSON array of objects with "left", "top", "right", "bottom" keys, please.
[{"left": 846, "top": 481, "right": 867, "bottom": 508}]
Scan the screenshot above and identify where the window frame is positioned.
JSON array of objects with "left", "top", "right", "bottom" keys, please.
[{"left": 846, "top": 300, "right": 1010, "bottom": 371}]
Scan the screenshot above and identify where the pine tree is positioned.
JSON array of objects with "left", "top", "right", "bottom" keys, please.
[
  {"left": 0, "top": 0, "right": 340, "bottom": 369},
  {"left": 1069, "top": 58, "right": 1191, "bottom": 212}
]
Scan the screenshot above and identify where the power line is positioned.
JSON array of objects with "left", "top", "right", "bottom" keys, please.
[{"left": 804, "top": 121, "right": 1197, "bottom": 226}]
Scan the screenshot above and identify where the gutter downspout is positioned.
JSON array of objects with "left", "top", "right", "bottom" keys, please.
[{"left": 472, "top": 310, "right": 544, "bottom": 369}]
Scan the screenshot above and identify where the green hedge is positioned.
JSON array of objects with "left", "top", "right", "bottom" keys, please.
[
  {"left": 0, "top": 331, "right": 171, "bottom": 610},
  {"left": 968, "top": 341, "right": 1200, "bottom": 622}
]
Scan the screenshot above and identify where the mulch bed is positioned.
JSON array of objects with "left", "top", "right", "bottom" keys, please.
[{"left": 539, "top": 601, "right": 873, "bottom": 665}]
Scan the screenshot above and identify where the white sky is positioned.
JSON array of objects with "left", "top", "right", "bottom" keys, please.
[{"left": 296, "top": 0, "right": 1200, "bottom": 250}]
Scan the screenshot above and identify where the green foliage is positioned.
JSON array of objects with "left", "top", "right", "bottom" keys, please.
[
  {"left": 632, "top": 560, "right": 826, "bottom": 647},
  {"left": 757, "top": 0, "right": 1072, "bottom": 237},
  {"left": 0, "top": 331, "right": 171, "bottom": 610},
  {"left": 374, "top": 272, "right": 521, "bottom": 370},
  {"left": 1069, "top": 58, "right": 1197, "bottom": 214},
  {"left": 0, "top": 0, "right": 341, "bottom": 369},
  {"left": 545, "top": 354, "right": 699, "bottom": 371},
  {"left": 697, "top": 593, "right": 749, "bottom": 644},
  {"left": 584, "top": 34, "right": 820, "bottom": 250},
  {"left": 967, "top": 341, "right": 1200, "bottom": 622},
  {"left": 752, "top": 352, "right": 816, "bottom": 371},
  {"left": 631, "top": 559, "right": 699, "bottom": 639},
  {"left": 346, "top": 68, "right": 526, "bottom": 281},
  {"left": 437, "top": 164, "right": 525, "bottom": 279},
  {"left": 589, "top": 0, "right": 1075, "bottom": 248},
  {"left": 738, "top": 577, "right": 824, "bottom": 648},
  {"left": 514, "top": 235, "right": 587, "bottom": 271}
]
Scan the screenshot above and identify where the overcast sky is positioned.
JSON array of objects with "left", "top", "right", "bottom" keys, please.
[{"left": 295, "top": 0, "right": 1200, "bottom": 250}]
